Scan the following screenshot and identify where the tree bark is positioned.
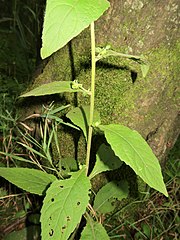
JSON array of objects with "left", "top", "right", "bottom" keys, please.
[{"left": 20, "top": 0, "right": 180, "bottom": 163}]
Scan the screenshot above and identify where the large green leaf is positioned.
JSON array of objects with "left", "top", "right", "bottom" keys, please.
[
  {"left": 0, "top": 168, "right": 56, "bottom": 195},
  {"left": 89, "top": 144, "right": 123, "bottom": 179},
  {"left": 94, "top": 180, "right": 129, "bottom": 214},
  {"left": 20, "top": 81, "right": 81, "bottom": 97},
  {"left": 41, "top": 0, "right": 110, "bottom": 59},
  {"left": 99, "top": 124, "right": 168, "bottom": 197},
  {"left": 41, "top": 167, "right": 91, "bottom": 240},
  {"left": 66, "top": 106, "right": 101, "bottom": 140},
  {"left": 80, "top": 219, "right": 109, "bottom": 240}
]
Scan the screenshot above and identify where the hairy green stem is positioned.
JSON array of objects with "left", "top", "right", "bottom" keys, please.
[{"left": 85, "top": 22, "right": 96, "bottom": 175}]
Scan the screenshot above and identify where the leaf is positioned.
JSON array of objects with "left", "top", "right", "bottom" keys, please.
[
  {"left": 41, "top": 0, "right": 110, "bottom": 59},
  {"left": 99, "top": 124, "right": 168, "bottom": 197},
  {"left": 66, "top": 106, "right": 101, "bottom": 140},
  {"left": 80, "top": 219, "right": 109, "bottom": 240},
  {"left": 0, "top": 151, "right": 36, "bottom": 165},
  {"left": 41, "top": 167, "right": 91, "bottom": 240},
  {"left": 60, "top": 157, "right": 79, "bottom": 177},
  {"left": 47, "top": 104, "right": 71, "bottom": 115},
  {"left": 140, "top": 63, "right": 150, "bottom": 77},
  {"left": 18, "top": 142, "right": 47, "bottom": 159},
  {"left": 0, "top": 168, "right": 56, "bottom": 195},
  {"left": 95, "top": 47, "right": 150, "bottom": 78},
  {"left": 41, "top": 114, "right": 80, "bottom": 130},
  {"left": 94, "top": 180, "right": 129, "bottom": 214},
  {"left": 89, "top": 144, "right": 123, "bottom": 179},
  {"left": 20, "top": 81, "right": 82, "bottom": 97}
]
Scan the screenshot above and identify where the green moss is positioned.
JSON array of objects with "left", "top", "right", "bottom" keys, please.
[
  {"left": 77, "top": 56, "right": 132, "bottom": 123},
  {"left": 57, "top": 41, "right": 179, "bottom": 166},
  {"left": 20, "top": 35, "right": 179, "bottom": 164},
  {"left": 26, "top": 40, "right": 179, "bottom": 164}
]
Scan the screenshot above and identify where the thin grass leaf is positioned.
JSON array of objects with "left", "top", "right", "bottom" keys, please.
[
  {"left": 16, "top": 14, "right": 27, "bottom": 49},
  {"left": 47, "top": 104, "right": 71, "bottom": 115},
  {"left": 45, "top": 128, "right": 54, "bottom": 164},
  {"left": 52, "top": 123, "right": 61, "bottom": 161},
  {"left": 43, "top": 119, "right": 48, "bottom": 154},
  {"left": 19, "top": 131, "right": 42, "bottom": 149},
  {"left": 0, "top": 151, "right": 35, "bottom": 165},
  {"left": 45, "top": 114, "right": 80, "bottom": 130},
  {"left": 18, "top": 142, "right": 47, "bottom": 159},
  {"left": 0, "top": 115, "right": 15, "bottom": 122},
  {"left": 24, "top": 5, "right": 37, "bottom": 20}
]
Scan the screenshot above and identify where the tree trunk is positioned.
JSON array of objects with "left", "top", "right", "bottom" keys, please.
[{"left": 19, "top": 0, "right": 180, "bottom": 163}]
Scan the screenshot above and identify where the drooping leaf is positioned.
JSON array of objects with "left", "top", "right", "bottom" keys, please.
[
  {"left": 94, "top": 180, "right": 129, "bottom": 214},
  {"left": 41, "top": 167, "right": 91, "bottom": 240},
  {"left": 41, "top": 0, "right": 110, "bottom": 59},
  {"left": 89, "top": 144, "right": 123, "bottom": 179},
  {"left": 66, "top": 106, "right": 101, "bottom": 140},
  {"left": 95, "top": 47, "right": 149, "bottom": 77},
  {"left": 0, "top": 168, "right": 56, "bottom": 195},
  {"left": 80, "top": 219, "right": 109, "bottom": 240},
  {"left": 99, "top": 124, "right": 168, "bottom": 197},
  {"left": 20, "top": 81, "right": 82, "bottom": 97}
]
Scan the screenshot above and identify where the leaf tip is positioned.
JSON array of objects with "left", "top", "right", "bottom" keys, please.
[
  {"left": 163, "top": 188, "right": 169, "bottom": 198},
  {"left": 40, "top": 47, "right": 47, "bottom": 60}
]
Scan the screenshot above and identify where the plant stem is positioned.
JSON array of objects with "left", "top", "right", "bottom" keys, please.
[{"left": 85, "top": 22, "right": 96, "bottom": 175}]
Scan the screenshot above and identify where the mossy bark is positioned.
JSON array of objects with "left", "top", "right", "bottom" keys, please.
[{"left": 19, "top": 0, "right": 179, "bottom": 163}]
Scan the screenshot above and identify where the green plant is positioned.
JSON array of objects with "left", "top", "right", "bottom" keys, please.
[
  {"left": 0, "top": 1, "right": 168, "bottom": 239},
  {"left": 0, "top": 0, "right": 45, "bottom": 155},
  {"left": 104, "top": 140, "right": 179, "bottom": 239},
  {"left": 0, "top": 0, "right": 41, "bottom": 82}
]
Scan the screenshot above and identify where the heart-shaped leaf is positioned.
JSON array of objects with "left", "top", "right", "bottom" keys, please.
[{"left": 41, "top": 0, "right": 110, "bottom": 58}]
